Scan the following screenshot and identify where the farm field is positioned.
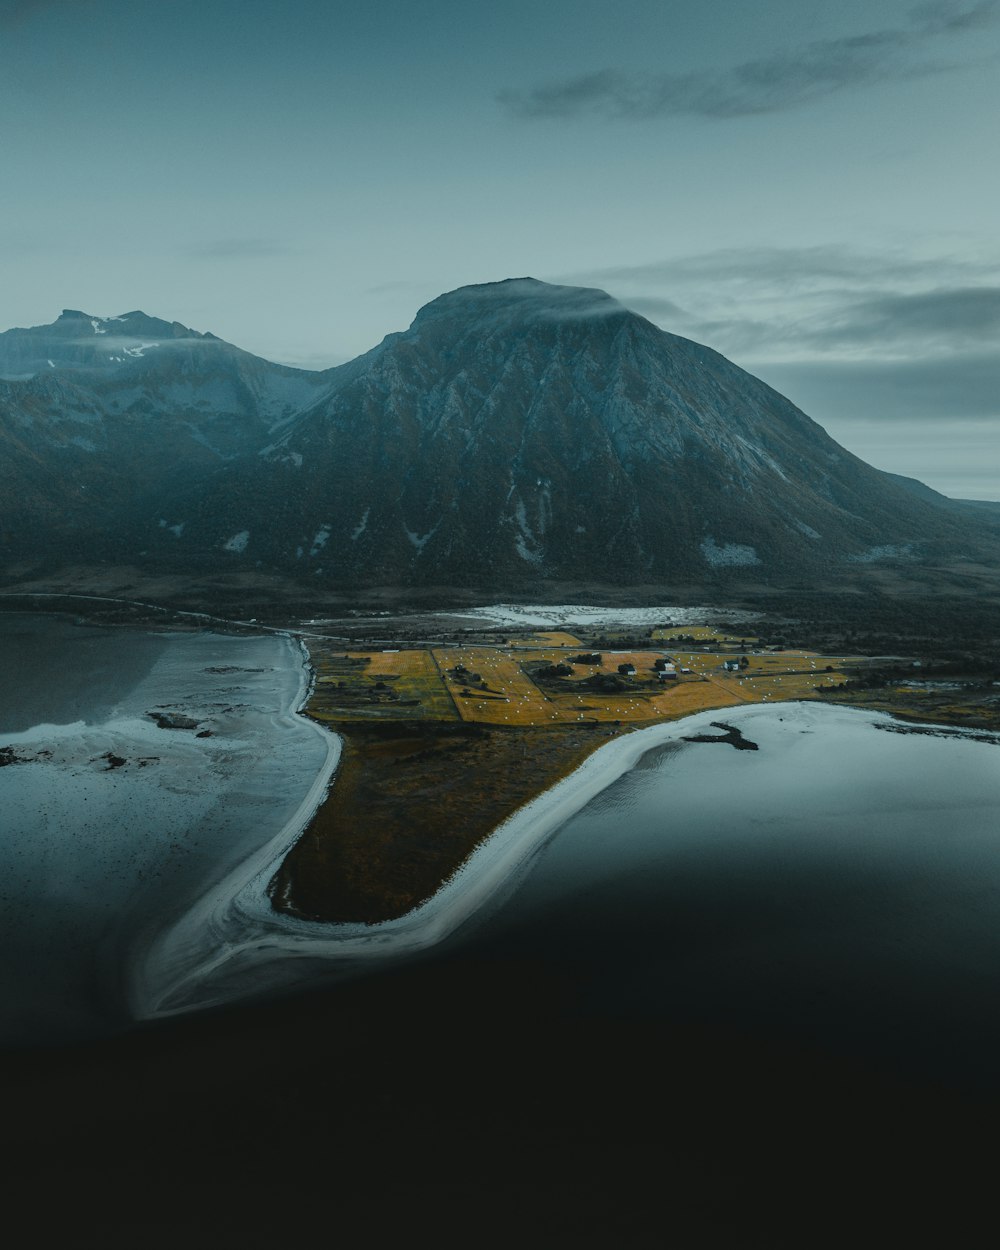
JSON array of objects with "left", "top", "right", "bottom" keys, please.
[
  {"left": 677, "top": 651, "right": 855, "bottom": 705},
  {"left": 650, "top": 625, "right": 760, "bottom": 646},
  {"left": 303, "top": 639, "right": 858, "bottom": 729},
  {"left": 309, "top": 648, "right": 460, "bottom": 722},
  {"left": 506, "top": 630, "right": 583, "bottom": 648},
  {"left": 435, "top": 645, "right": 743, "bottom": 726},
  {"left": 287, "top": 632, "right": 873, "bottom": 923}
]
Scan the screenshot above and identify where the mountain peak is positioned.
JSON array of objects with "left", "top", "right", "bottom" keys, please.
[
  {"left": 0, "top": 307, "right": 229, "bottom": 381},
  {"left": 1, "top": 282, "right": 994, "bottom": 592},
  {"left": 411, "top": 277, "right": 625, "bottom": 328},
  {"left": 45, "top": 309, "right": 197, "bottom": 336}
]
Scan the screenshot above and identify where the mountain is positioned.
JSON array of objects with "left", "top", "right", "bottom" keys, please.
[
  {"left": 0, "top": 310, "right": 331, "bottom": 568},
  {"left": 0, "top": 280, "right": 996, "bottom": 597}
]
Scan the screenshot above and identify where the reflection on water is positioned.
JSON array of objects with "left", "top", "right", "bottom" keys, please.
[
  {"left": 1, "top": 612, "right": 170, "bottom": 732},
  {"left": 457, "top": 705, "right": 1000, "bottom": 1090}
]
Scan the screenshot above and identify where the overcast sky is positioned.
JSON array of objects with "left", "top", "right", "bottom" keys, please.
[{"left": 2, "top": 0, "right": 997, "bottom": 497}]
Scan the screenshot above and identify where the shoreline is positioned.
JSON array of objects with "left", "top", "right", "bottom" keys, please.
[
  {"left": 139, "top": 714, "right": 701, "bottom": 1018},
  {"left": 139, "top": 598, "right": 1000, "bottom": 1022},
  {"left": 8, "top": 606, "right": 997, "bottom": 1032},
  {"left": 138, "top": 667, "right": 998, "bottom": 1021},
  {"left": 133, "top": 632, "right": 342, "bottom": 1019},
  {"left": 0, "top": 618, "right": 338, "bottom": 1045}
]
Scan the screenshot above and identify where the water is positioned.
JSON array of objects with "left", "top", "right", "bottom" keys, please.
[
  {"left": 0, "top": 612, "right": 332, "bottom": 1045},
  {"left": 454, "top": 704, "right": 1000, "bottom": 1091},
  {"left": 1, "top": 611, "right": 170, "bottom": 729},
  {"left": 4, "top": 611, "right": 999, "bottom": 1099}
]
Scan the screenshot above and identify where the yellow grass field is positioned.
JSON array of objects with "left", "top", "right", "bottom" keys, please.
[
  {"left": 506, "top": 630, "right": 583, "bottom": 648},
  {"left": 433, "top": 645, "right": 553, "bottom": 724},
  {"left": 434, "top": 646, "right": 749, "bottom": 725},
  {"left": 651, "top": 625, "right": 759, "bottom": 645},
  {"left": 306, "top": 641, "right": 857, "bottom": 727},
  {"left": 311, "top": 648, "right": 460, "bottom": 722}
]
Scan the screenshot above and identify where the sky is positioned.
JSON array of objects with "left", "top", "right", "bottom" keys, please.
[{"left": 2, "top": 0, "right": 998, "bottom": 498}]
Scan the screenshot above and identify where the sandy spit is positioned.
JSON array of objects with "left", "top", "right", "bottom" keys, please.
[{"left": 140, "top": 698, "right": 912, "bottom": 1019}]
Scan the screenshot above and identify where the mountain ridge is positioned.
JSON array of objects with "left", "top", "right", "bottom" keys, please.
[{"left": 1, "top": 279, "right": 997, "bottom": 599}]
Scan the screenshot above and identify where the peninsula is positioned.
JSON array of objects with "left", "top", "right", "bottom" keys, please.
[{"left": 272, "top": 600, "right": 1000, "bottom": 925}]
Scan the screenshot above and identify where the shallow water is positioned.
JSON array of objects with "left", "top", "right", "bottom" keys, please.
[
  {"left": 1, "top": 611, "right": 170, "bottom": 731},
  {"left": 0, "top": 613, "right": 331, "bottom": 1045}
]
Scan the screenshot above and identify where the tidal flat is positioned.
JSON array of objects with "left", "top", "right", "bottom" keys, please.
[{"left": 0, "top": 612, "right": 334, "bottom": 1044}]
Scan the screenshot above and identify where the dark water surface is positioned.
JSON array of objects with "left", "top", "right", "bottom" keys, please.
[
  {"left": 1, "top": 611, "right": 170, "bottom": 732},
  {"left": 3, "top": 618, "right": 999, "bottom": 1244},
  {"left": 449, "top": 706, "right": 1000, "bottom": 1091}
]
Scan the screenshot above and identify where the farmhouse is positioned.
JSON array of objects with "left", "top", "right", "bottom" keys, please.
[
  {"left": 722, "top": 659, "right": 740, "bottom": 672},
  {"left": 617, "top": 662, "right": 636, "bottom": 676}
]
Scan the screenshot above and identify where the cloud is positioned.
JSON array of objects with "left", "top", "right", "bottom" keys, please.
[
  {"left": 912, "top": 0, "right": 1000, "bottom": 32},
  {"left": 572, "top": 244, "right": 988, "bottom": 293},
  {"left": 68, "top": 335, "right": 217, "bottom": 353},
  {"left": 499, "top": 2, "right": 999, "bottom": 121},
  {"left": 757, "top": 353, "right": 1000, "bottom": 421},
  {"left": 607, "top": 294, "right": 689, "bottom": 322},
  {"left": 187, "top": 238, "right": 292, "bottom": 260},
  {"left": 564, "top": 243, "right": 1000, "bottom": 498},
  {"left": 799, "top": 286, "right": 1000, "bottom": 351},
  {"left": 559, "top": 245, "right": 1000, "bottom": 361}
]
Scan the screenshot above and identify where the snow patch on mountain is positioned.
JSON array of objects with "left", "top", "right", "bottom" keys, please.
[
  {"left": 260, "top": 443, "right": 303, "bottom": 467},
  {"left": 223, "top": 531, "right": 250, "bottom": 553},
  {"left": 351, "top": 509, "right": 370, "bottom": 541},
  {"left": 404, "top": 520, "right": 440, "bottom": 553},
  {"left": 515, "top": 535, "right": 543, "bottom": 565},
  {"left": 513, "top": 495, "right": 543, "bottom": 564},
  {"left": 701, "top": 537, "right": 761, "bottom": 567},
  {"left": 309, "top": 525, "right": 331, "bottom": 557}
]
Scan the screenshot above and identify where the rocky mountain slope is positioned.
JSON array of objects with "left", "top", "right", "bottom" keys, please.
[
  {"left": 1, "top": 281, "right": 995, "bottom": 594},
  {"left": 0, "top": 310, "right": 331, "bottom": 566}
]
